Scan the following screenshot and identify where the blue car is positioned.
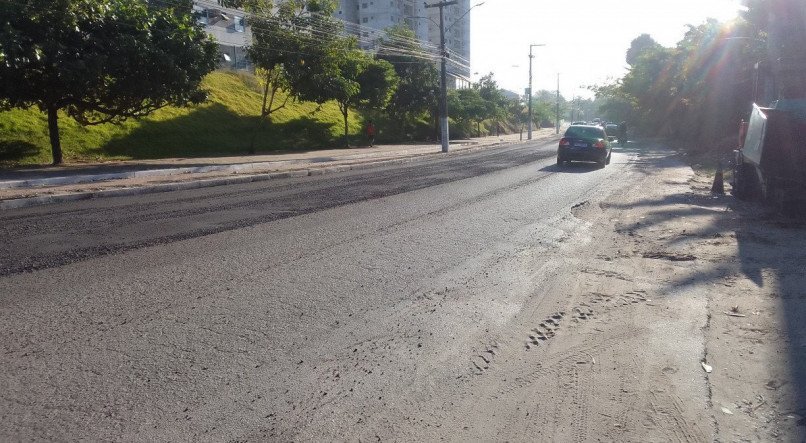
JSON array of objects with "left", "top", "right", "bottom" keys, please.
[{"left": 556, "top": 125, "right": 612, "bottom": 168}]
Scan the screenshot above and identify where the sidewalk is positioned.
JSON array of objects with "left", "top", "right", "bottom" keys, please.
[{"left": 0, "top": 129, "right": 560, "bottom": 210}]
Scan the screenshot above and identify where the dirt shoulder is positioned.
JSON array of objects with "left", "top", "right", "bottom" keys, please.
[
  {"left": 687, "top": 172, "right": 806, "bottom": 441},
  {"left": 389, "top": 143, "right": 806, "bottom": 441},
  {"left": 551, "top": 144, "right": 806, "bottom": 441}
]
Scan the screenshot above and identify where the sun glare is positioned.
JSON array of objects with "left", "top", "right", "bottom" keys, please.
[{"left": 708, "top": 0, "right": 746, "bottom": 21}]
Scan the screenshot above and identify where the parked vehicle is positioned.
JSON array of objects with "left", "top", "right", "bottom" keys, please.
[
  {"left": 732, "top": 100, "right": 806, "bottom": 212},
  {"left": 557, "top": 125, "right": 612, "bottom": 168}
]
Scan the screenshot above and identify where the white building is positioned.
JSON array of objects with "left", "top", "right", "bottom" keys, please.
[
  {"left": 193, "top": 0, "right": 251, "bottom": 70},
  {"left": 192, "top": 0, "right": 472, "bottom": 86},
  {"left": 335, "top": 0, "right": 472, "bottom": 87}
]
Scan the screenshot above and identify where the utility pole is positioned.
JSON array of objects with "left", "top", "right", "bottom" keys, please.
[
  {"left": 527, "top": 43, "right": 545, "bottom": 140},
  {"left": 555, "top": 73, "right": 560, "bottom": 134},
  {"left": 425, "top": 0, "right": 458, "bottom": 153}
]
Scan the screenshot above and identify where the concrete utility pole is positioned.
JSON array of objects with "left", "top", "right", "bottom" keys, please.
[
  {"left": 425, "top": 0, "right": 458, "bottom": 153},
  {"left": 527, "top": 43, "right": 545, "bottom": 140}
]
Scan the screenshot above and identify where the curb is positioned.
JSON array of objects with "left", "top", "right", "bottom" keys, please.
[
  {"left": 0, "top": 144, "right": 484, "bottom": 190},
  {"left": 0, "top": 160, "right": 302, "bottom": 190},
  {"left": 0, "top": 136, "right": 557, "bottom": 211}
]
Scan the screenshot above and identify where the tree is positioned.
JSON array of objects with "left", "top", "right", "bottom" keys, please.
[
  {"left": 377, "top": 26, "right": 439, "bottom": 125},
  {"left": 507, "top": 98, "right": 527, "bottom": 130},
  {"left": 597, "top": 8, "right": 774, "bottom": 147},
  {"left": 475, "top": 73, "right": 508, "bottom": 132},
  {"left": 0, "top": 0, "right": 218, "bottom": 164},
  {"left": 462, "top": 88, "right": 488, "bottom": 136},
  {"left": 246, "top": 0, "right": 312, "bottom": 151},
  {"left": 626, "top": 34, "right": 662, "bottom": 66},
  {"left": 300, "top": 39, "right": 398, "bottom": 146}
]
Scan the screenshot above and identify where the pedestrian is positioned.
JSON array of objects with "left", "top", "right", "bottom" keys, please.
[{"left": 365, "top": 120, "right": 376, "bottom": 147}]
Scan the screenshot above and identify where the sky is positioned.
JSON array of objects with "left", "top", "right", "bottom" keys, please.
[{"left": 469, "top": 0, "right": 746, "bottom": 99}]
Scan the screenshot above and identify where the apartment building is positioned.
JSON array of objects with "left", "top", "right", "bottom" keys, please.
[
  {"left": 192, "top": 0, "right": 251, "bottom": 70},
  {"left": 335, "top": 0, "right": 471, "bottom": 87},
  {"left": 191, "top": 0, "right": 471, "bottom": 86}
]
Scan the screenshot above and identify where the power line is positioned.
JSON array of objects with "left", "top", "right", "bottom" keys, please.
[{"left": 0, "top": 0, "right": 471, "bottom": 72}]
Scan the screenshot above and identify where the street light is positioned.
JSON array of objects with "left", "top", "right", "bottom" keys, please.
[
  {"left": 527, "top": 43, "right": 546, "bottom": 140},
  {"left": 445, "top": 2, "right": 484, "bottom": 32}
]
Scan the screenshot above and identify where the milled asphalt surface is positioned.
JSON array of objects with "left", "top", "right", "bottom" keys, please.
[
  {"left": 0, "top": 135, "right": 560, "bottom": 277},
  {"left": 0, "top": 134, "right": 632, "bottom": 440},
  {"left": 0, "top": 131, "right": 558, "bottom": 209}
]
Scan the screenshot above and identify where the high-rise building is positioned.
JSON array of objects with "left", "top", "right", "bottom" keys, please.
[
  {"left": 192, "top": 0, "right": 472, "bottom": 86},
  {"left": 335, "top": 0, "right": 471, "bottom": 87}
]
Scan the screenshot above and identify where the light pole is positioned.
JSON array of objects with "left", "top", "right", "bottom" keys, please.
[
  {"left": 446, "top": 2, "right": 484, "bottom": 32},
  {"left": 527, "top": 43, "right": 545, "bottom": 140},
  {"left": 425, "top": 0, "right": 458, "bottom": 153},
  {"left": 423, "top": 1, "right": 483, "bottom": 153}
]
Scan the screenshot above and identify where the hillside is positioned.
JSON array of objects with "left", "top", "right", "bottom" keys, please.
[{"left": 0, "top": 71, "right": 363, "bottom": 165}]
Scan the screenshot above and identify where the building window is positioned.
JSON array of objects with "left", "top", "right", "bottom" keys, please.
[
  {"left": 193, "top": 6, "right": 208, "bottom": 25},
  {"left": 362, "top": 2, "right": 367, "bottom": 7},
  {"left": 362, "top": 17, "right": 368, "bottom": 22},
  {"left": 233, "top": 16, "right": 245, "bottom": 33}
]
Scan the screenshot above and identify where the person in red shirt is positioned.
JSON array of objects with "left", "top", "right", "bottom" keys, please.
[{"left": 365, "top": 120, "right": 376, "bottom": 147}]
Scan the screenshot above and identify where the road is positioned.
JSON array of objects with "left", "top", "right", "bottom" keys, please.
[{"left": 2, "top": 139, "right": 803, "bottom": 441}]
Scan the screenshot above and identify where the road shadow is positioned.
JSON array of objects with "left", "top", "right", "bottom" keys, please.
[
  {"left": 607, "top": 185, "right": 806, "bottom": 419},
  {"left": 604, "top": 191, "right": 730, "bottom": 212},
  {"left": 595, "top": 143, "right": 806, "bottom": 418},
  {"left": 541, "top": 162, "right": 603, "bottom": 173},
  {"left": 610, "top": 140, "right": 645, "bottom": 154},
  {"left": 718, "top": 207, "right": 806, "bottom": 419}
]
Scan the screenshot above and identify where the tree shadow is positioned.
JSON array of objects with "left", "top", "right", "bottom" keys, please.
[
  {"left": 713, "top": 208, "right": 806, "bottom": 419},
  {"left": 613, "top": 188, "right": 806, "bottom": 420},
  {"left": 94, "top": 103, "right": 339, "bottom": 160},
  {"left": 0, "top": 141, "right": 40, "bottom": 164}
]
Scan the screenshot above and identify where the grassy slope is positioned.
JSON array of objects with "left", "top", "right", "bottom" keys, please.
[{"left": 0, "top": 71, "right": 362, "bottom": 165}]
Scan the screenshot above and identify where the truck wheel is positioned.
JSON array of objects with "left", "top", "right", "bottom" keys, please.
[
  {"left": 732, "top": 164, "right": 760, "bottom": 201},
  {"left": 766, "top": 183, "right": 789, "bottom": 215},
  {"left": 731, "top": 166, "right": 747, "bottom": 199}
]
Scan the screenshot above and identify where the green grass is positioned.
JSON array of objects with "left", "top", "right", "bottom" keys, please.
[{"left": 0, "top": 71, "right": 364, "bottom": 166}]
